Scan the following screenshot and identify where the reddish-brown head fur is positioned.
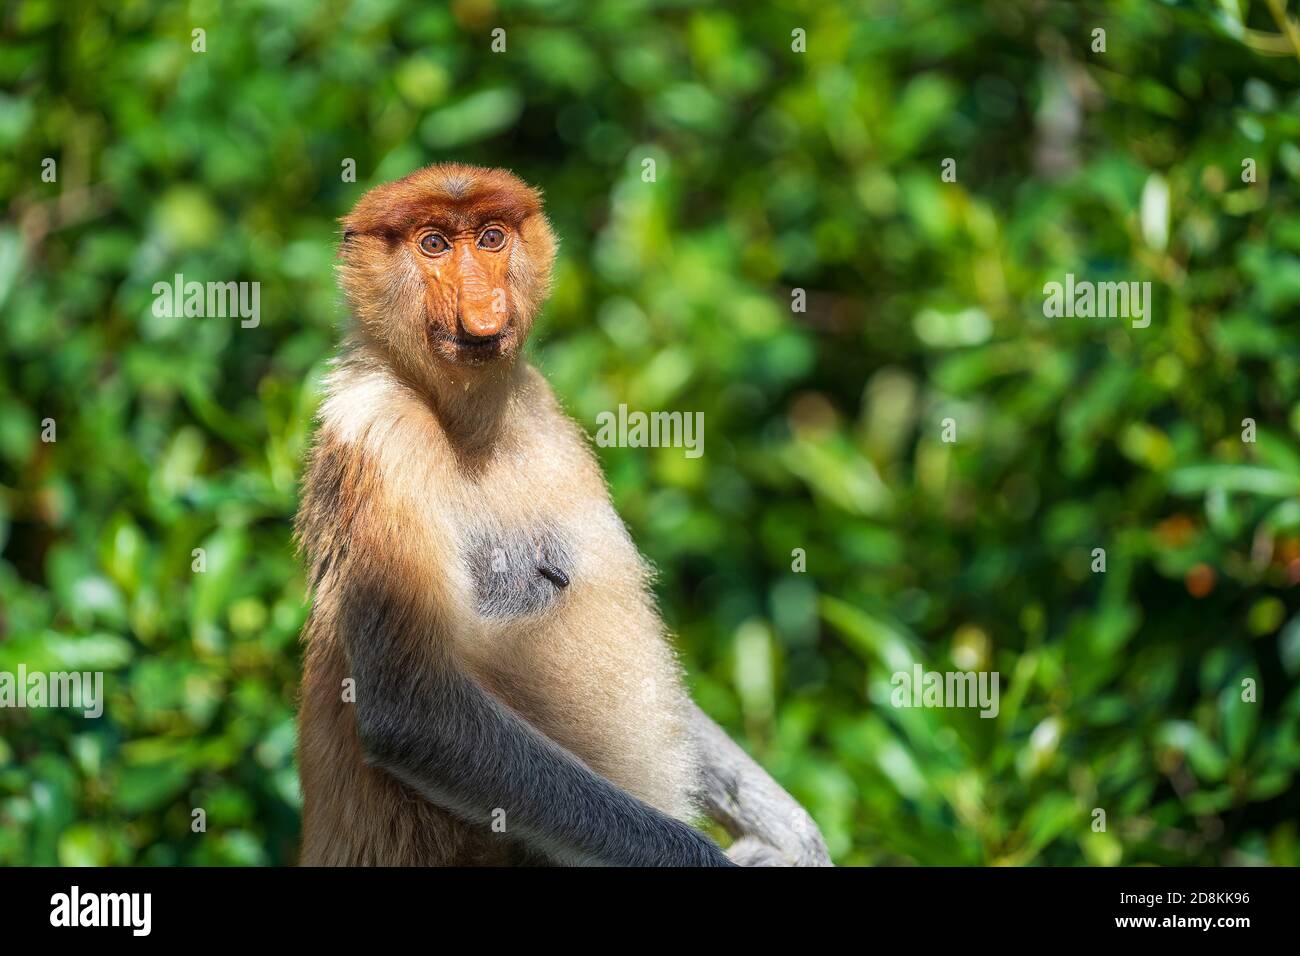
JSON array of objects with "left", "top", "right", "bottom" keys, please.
[{"left": 339, "top": 164, "right": 557, "bottom": 390}]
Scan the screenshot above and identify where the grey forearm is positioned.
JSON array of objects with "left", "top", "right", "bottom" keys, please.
[
  {"left": 689, "top": 703, "right": 832, "bottom": 866},
  {"left": 341, "top": 588, "right": 732, "bottom": 866},
  {"left": 359, "top": 660, "right": 731, "bottom": 866}
]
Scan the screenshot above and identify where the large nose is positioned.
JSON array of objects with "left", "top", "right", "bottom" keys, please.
[{"left": 456, "top": 245, "right": 508, "bottom": 337}]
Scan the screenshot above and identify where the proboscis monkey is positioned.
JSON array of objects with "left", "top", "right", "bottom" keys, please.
[{"left": 296, "top": 163, "right": 831, "bottom": 866}]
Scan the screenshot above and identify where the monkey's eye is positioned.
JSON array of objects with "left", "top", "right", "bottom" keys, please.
[
  {"left": 478, "top": 227, "right": 507, "bottom": 251},
  {"left": 418, "top": 233, "right": 450, "bottom": 255}
]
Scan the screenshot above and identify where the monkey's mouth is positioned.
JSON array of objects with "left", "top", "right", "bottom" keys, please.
[
  {"left": 429, "top": 322, "right": 514, "bottom": 361},
  {"left": 452, "top": 331, "right": 506, "bottom": 349}
]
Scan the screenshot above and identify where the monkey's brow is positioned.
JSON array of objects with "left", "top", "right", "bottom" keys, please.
[
  {"left": 353, "top": 210, "right": 520, "bottom": 240},
  {"left": 423, "top": 211, "right": 516, "bottom": 231}
]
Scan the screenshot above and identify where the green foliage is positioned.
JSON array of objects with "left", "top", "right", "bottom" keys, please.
[{"left": 2, "top": 0, "right": 1299, "bottom": 866}]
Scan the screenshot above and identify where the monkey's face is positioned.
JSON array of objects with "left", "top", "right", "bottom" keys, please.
[
  {"left": 413, "top": 222, "right": 519, "bottom": 365},
  {"left": 339, "top": 164, "right": 557, "bottom": 381}
]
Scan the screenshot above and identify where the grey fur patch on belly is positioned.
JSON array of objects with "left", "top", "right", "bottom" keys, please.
[{"left": 462, "top": 523, "right": 574, "bottom": 619}]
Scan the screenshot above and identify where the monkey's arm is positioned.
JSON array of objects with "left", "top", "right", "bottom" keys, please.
[
  {"left": 342, "top": 590, "right": 734, "bottom": 867},
  {"left": 688, "top": 703, "right": 832, "bottom": 866}
]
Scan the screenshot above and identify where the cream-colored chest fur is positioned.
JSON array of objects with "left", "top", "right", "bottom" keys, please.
[
  {"left": 321, "top": 362, "right": 699, "bottom": 819},
  {"left": 447, "top": 401, "right": 698, "bottom": 818}
]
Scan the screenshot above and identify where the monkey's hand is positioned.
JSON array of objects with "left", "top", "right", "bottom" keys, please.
[{"left": 689, "top": 704, "right": 833, "bottom": 867}]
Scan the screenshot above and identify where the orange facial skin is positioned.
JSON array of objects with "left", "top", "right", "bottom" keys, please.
[{"left": 339, "top": 164, "right": 558, "bottom": 382}]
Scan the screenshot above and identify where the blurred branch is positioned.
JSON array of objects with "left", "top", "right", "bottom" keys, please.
[{"left": 1263, "top": 0, "right": 1300, "bottom": 61}]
